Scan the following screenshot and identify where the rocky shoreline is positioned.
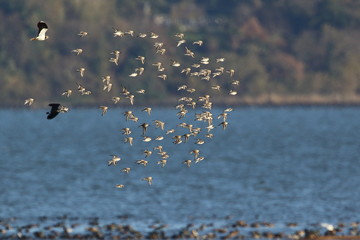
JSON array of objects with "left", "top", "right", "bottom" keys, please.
[{"left": 1, "top": 217, "right": 360, "bottom": 239}]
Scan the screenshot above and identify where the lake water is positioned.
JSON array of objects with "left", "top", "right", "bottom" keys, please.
[{"left": 0, "top": 107, "right": 359, "bottom": 233}]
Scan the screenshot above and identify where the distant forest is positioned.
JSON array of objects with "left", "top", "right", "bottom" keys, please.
[{"left": 1, "top": 0, "right": 360, "bottom": 107}]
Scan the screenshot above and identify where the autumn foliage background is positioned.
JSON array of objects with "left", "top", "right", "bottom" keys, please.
[{"left": 1, "top": 0, "right": 360, "bottom": 107}]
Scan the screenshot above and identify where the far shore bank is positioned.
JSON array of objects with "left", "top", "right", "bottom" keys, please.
[{"left": 2, "top": 94, "right": 360, "bottom": 109}]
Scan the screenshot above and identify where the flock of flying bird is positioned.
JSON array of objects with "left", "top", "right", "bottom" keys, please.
[{"left": 26, "top": 21, "right": 240, "bottom": 189}]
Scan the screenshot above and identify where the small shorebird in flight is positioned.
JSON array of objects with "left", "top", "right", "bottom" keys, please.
[
  {"left": 200, "top": 57, "right": 210, "bottom": 65},
  {"left": 109, "top": 50, "right": 121, "bottom": 65},
  {"left": 135, "top": 56, "right": 145, "bottom": 64},
  {"left": 30, "top": 21, "right": 48, "bottom": 41},
  {"left": 109, "top": 57, "right": 118, "bottom": 65},
  {"left": 195, "top": 157, "right": 205, "bottom": 163},
  {"left": 218, "top": 112, "right": 228, "bottom": 121},
  {"left": 143, "top": 150, "right": 152, "bottom": 158},
  {"left": 173, "top": 135, "right": 182, "bottom": 144},
  {"left": 139, "top": 123, "right": 149, "bottom": 135},
  {"left": 129, "top": 115, "right": 138, "bottom": 122},
  {"left": 71, "top": 48, "right": 83, "bottom": 55},
  {"left": 61, "top": 90, "right": 72, "bottom": 97},
  {"left": 142, "top": 176, "right": 152, "bottom": 185},
  {"left": 188, "top": 101, "right": 196, "bottom": 109},
  {"left": 136, "top": 89, "right": 145, "bottom": 94},
  {"left": 127, "top": 94, "right": 134, "bottom": 105},
  {"left": 177, "top": 85, "right": 187, "bottom": 91},
  {"left": 124, "top": 137, "right": 134, "bottom": 146},
  {"left": 232, "top": 80, "right": 240, "bottom": 85},
  {"left": 154, "top": 120, "right": 165, "bottom": 130},
  {"left": 112, "top": 97, "right": 121, "bottom": 104},
  {"left": 76, "top": 68, "right": 85, "bottom": 77},
  {"left": 216, "top": 67, "right": 225, "bottom": 73},
  {"left": 195, "top": 139, "right": 205, "bottom": 145},
  {"left": 159, "top": 151, "right": 169, "bottom": 159},
  {"left": 102, "top": 75, "right": 111, "bottom": 85},
  {"left": 103, "top": 83, "right": 112, "bottom": 92},
  {"left": 177, "top": 109, "right": 188, "bottom": 119},
  {"left": 193, "top": 40, "right": 203, "bottom": 46},
  {"left": 121, "top": 168, "right": 131, "bottom": 174},
  {"left": 205, "top": 133, "right": 213, "bottom": 138},
  {"left": 142, "top": 107, "right": 152, "bottom": 115},
  {"left": 219, "top": 121, "right": 229, "bottom": 130},
  {"left": 171, "top": 60, "right": 181, "bottom": 67},
  {"left": 157, "top": 159, "right": 167, "bottom": 167},
  {"left": 77, "top": 31, "right": 88, "bottom": 37},
  {"left": 122, "top": 86, "right": 131, "bottom": 95},
  {"left": 150, "top": 32, "right": 159, "bottom": 38},
  {"left": 99, "top": 106, "right": 108, "bottom": 116},
  {"left": 24, "top": 98, "right": 34, "bottom": 106},
  {"left": 174, "top": 33, "right": 184, "bottom": 39},
  {"left": 136, "top": 160, "right": 148, "bottom": 166},
  {"left": 211, "top": 85, "right": 221, "bottom": 91},
  {"left": 121, "top": 127, "right": 132, "bottom": 136},
  {"left": 129, "top": 72, "right": 138, "bottom": 77},
  {"left": 142, "top": 136, "right": 152, "bottom": 142},
  {"left": 183, "top": 160, "right": 192, "bottom": 167},
  {"left": 111, "top": 50, "right": 121, "bottom": 59},
  {"left": 123, "top": 111, "right": 134, "bottom": 121},
  {"left": 108, "top": 155, "right": 121, "bottom": 166},
  {"left": 76, "top": 82, "right": 86, "bottom": 94},
  {"left": 227, "top": 69, "right": 235, "bottom": 77},
  {"left": 229, "top": 90, "right": 238, "bottom": 96},
  {"left": 185, "top": 47, "right": 195, "bottom": 58},
  {"left": 182, "top": 133, "right": 191, "bottom": 143},
  {"left": 154, "top": 42, "right": 164, "bottom": 49},
  {"left": 153, "top": 145, "right": 164, "bottom": 153},
  {"left": 135, "top": 67, "right": 145, "bottom": 75},
  {"left": 181, "top": 68, "right": 191, "bottom": 75},
  {"left": 177, "top": 39, "right": 186, "bottom": 47},
  {"left": 152, "top": 62, "right": 163, "bottom": 70},
  {"left": 187, "top": 88, "right": 196, "bottom": 93},
  {"left": 157, "top": 73, "right": 167, "bottom": 80},
  {"left": 156, "top": 48, "right": 166, "bottom": 55},
  {"left": 125, "top": 30, "right": 134, "bottom": 36},
  {"left": 166, "top": 129, "right": 175, "bottom": 135},
  {"left": 190, "top": 149, "right": 200, "bottom": 159},
  {"left": 113, "top": 28, "right": 124, "bottom": 37},
  {"left": 138, "top": 33, "right": 147, "bottom": 38}
]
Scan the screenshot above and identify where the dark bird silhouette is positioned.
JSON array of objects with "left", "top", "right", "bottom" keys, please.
[{"left": 46, "top": 103, "right": 61, "bottom": 119}]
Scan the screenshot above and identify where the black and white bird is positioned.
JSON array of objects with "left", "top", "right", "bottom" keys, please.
[
  {"left": 30, "top": 21, "right": 49, "bottom": 41},
  {"left": 46, "top": 103, "right": 68, "bottom": 119},
  {"left": 46, "top": 103, "right": 60, "bottom": 119}
]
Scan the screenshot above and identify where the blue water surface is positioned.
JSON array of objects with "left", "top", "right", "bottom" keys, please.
[{"left": 0, "top": 107, "right": 359, "bottom": 229}]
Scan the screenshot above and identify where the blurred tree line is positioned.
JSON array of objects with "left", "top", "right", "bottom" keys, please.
[{"left": 1, "top": 0, "right": 360, "bottom": 107}]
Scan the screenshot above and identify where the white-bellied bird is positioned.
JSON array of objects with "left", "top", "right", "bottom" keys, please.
[{"left": 30, "top": 21, "right": 49, "bottom": 41}]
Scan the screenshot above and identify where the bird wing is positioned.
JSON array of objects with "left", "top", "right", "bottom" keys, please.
[
  {"left": 37, "top": 21, "right": 48, "bottom": 37},
  {"left": 47, "top": 103, "right": 60, "bottom": 119},
  {"left": 47, "top": 111, "right": 59, "bottom": 119},
  {"left": 49, "top": 103, "right": 60, "bottom": 109},
  {"left": 37, "top": 21, "right": 48, "bottom": 32}
]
